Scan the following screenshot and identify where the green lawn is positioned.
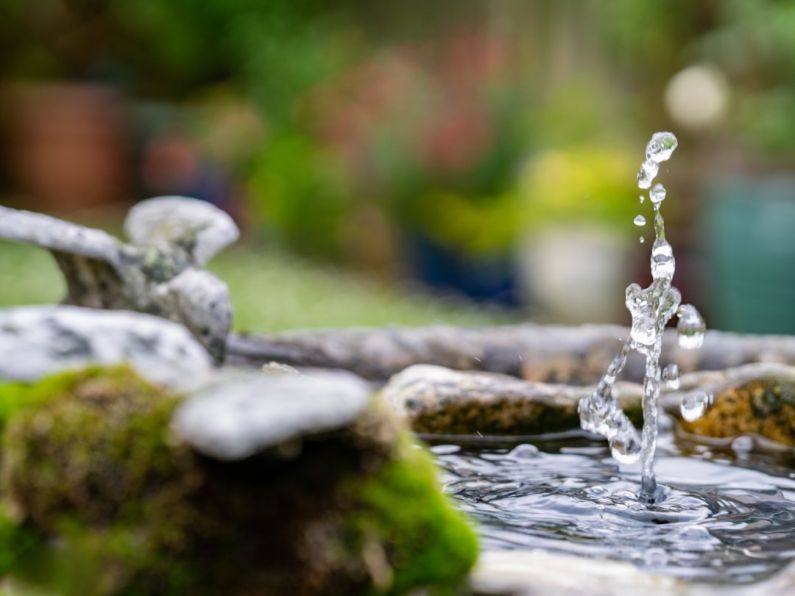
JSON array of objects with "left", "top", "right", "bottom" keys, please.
[{"left": 0, "top": 240, "right": 512, "bottom": 333}]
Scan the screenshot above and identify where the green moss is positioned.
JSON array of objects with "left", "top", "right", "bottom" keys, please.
[
  {"left": 0, "top": 366, "right": 189, "bottom": 592},
  {"left": 344, "top": 435, "right": 478, "bottom": 595},
  {"left": 0, "top": 366, "right": 198, "bottom": 594},
  {"left": 0, "top": 505, "right": 41, "bottom": 579},
  {"left": 15, "top": 519, "right": 198, "bottom": 596},
  {"left": 3, "top": 367, "right": 185, "bottom": 528}
]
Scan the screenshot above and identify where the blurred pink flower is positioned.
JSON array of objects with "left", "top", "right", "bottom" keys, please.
[{"left": 301, "top": 29, "right": 517, "bottom": 190}]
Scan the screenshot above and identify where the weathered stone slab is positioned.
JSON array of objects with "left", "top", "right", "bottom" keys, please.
[
  {"left": 173, "top": 369, "right": 373, "bottom": 460},
  {"left": 0, "top": 305, "right": 212, "bottom": 390},
  {"left": 228, "top": 324, "right": 795, "bottom": 383},
  {"left": 472, "top": 550, "right": 795, "bottom": 595},
  {"left": 472, "top": 550, "right": 678, "bottom": 596}
]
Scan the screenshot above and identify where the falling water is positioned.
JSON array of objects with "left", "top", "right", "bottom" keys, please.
[{"left": 578, "top": 131, "right": 708, "bottom": 503}]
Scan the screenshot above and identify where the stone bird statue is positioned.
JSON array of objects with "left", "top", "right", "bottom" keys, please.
[{"left": 0, "top": 197, "right": 239, "bottom": 363}]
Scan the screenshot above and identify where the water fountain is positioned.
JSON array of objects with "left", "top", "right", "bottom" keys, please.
[
  {"left": 578, "top": 131, "right": 707, "bottom": 503},
  {"left": 2, "top": 140, "right": 795, "bottom": 593},
  {"left": 425, "top": 133, "right": 795, "bottom": 588}
]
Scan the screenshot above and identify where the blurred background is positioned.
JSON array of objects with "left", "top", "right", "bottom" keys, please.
[{"left": 1, "top": 0, "right": 795, "bottom": 334}]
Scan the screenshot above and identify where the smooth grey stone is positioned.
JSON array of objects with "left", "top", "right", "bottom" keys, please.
[
  {"left": 0, "top": 305, "right": 212, "bottom": 390},
  {"left": 472, "top": 550, "right": 795, "bottom": 595},
  {"left": 172, "top": 369, "right": 372, "bottom": 461}
]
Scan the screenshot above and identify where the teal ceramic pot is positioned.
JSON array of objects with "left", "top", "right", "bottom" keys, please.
[{"left": 702, "top": 175, "right": 795, "bottom": 334}]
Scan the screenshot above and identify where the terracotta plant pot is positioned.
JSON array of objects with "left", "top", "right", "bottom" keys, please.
[{"left": 2, "top": 82, "right": 130, "bottom": 212}]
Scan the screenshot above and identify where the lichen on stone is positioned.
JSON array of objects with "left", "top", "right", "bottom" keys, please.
[{"left": 680, "top": 378, "right": 795, "bottom": 446}]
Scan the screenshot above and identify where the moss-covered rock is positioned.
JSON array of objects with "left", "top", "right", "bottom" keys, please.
[
  {"left": 679, "top": 378, "right": 795, "bottom": 446},
  {"left": 342, "top": 435, "right": 478, "bottom": 595},
  {"left": 0, "top": 366, "right": 477, "bottom": 595}
]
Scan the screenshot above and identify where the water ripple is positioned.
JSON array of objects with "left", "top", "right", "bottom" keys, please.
[{"left": 434, "top": 435, "right": 795, "bottom": 584}]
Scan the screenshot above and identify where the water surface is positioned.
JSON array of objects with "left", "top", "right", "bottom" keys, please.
[{"left": 433, "top": 427, "right": 795, "bottom": 585}]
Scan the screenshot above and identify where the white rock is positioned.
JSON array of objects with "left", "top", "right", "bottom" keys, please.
[
  {"left": 124, "top": 196, "right": 239, "bottom": 265},
  {"left": 172, "top": 369, "right": 371, "bottom": 460},
  {"left": 0, "top": 306, "right": 213, "bottom": 390}
]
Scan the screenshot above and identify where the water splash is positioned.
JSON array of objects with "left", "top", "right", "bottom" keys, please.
[
  {"left": 578, "top": 131, "right": 708, "bottom": 503},
  {"left": 437, "top": 436, "right": 795, "bottom": 584}
]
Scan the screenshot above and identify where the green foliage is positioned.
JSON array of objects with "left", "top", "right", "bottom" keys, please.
[
  {"left": 346, "top": 435, "right": 478, "bottom": 595},
  {"left": 0, "top": 240, "right": 511, "bottom": 333},
  {"left": 248, "top": 135, "right": 351, "bottom": 259},
  {"left": 704, "top": 1, "right": 795, "bottom": 154},
  {"left": 0, "top": 0, "right": 355, "bottom": 126},
  {"left": 519, "top": 145, "right": 639, "bottom": 231},
  {"left": 406, "top": 190, "right": 522, "bottom": 255},
  {"left": 603, "top": 0, "right": 795, "bottom": 155}
]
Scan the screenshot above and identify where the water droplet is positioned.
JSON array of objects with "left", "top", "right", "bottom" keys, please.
[
  {"left": 650, "top": 183, "right": 667, "bottom": 205},
  {"left": 508, "top": 444, "right": 539, "bottom": 460},
  {"left": 637, "top": 160, "right": 659, "bottom": 189},
  {"left": 646, "top": 131, "right": 678, "bottom": 163},
  {"left": 677, "top": 304, "right": 706, "bottom": 349},
  {"left": 651, "top": 239, "right": 675, "bottom": 281},
  {"left": 677, "top": 524, "right": 711, "bottom": 542},
  {"left": 639, "top": 194, "right": 645, "bottom": 204},
  {"left": 662, "top": 363, "right": 680, "bottom": 390},
  {"left": 681, "top": 391, "right": 711, "bottom": 422},
  {"left": 640, "top": 236, "right": 645, "bottom": 244},
  {"left": 731, "top": 435, "right": 754, "bottom": 453},
  {"left": 643, "top": 548, "right": 668, "bottom": 567},
  {"left": 633, "top": 214, "right": 647, "bottom": 227}
]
